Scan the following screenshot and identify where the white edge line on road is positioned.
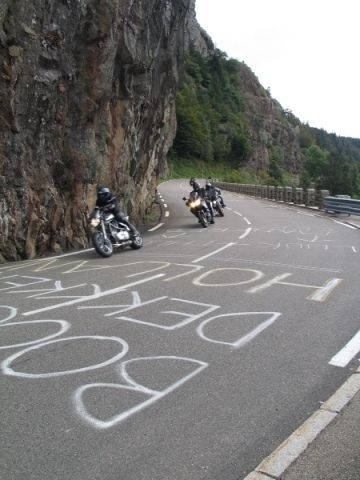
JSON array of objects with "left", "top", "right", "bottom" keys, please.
[
  {"left": 243, "top": 374, "right": 360, "bottom": 480},
  {"left": 148, "top": 223, "right": 164, "bottom": 232},
  {"left": 329, "top": 329, "right": 360, "bottom": 367},
  {"left": 332, "top": 219, "right": 357, "bottom": 229},
  {"left": 239, "top": 228, "right": 252, "bottom": 240},
  {"left": 229, "top": 208, "right": 252, "bottom": 225},
  {"left": 192, "top": 242, "right": 235, "bottom": 264},
  {"left": 165, "top": 211, "right": 170, "bottom": 217}
]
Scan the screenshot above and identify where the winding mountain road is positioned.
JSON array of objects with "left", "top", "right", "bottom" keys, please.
[{"left": 1, "top": 180, "right": 359, "bottom": 480}]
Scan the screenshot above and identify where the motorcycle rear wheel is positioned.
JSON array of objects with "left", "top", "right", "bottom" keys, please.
[{"left": 92, "top": 232, "right": 113, "bottom": 257}]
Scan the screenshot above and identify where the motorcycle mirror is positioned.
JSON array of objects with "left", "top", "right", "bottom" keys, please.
[{"left": 182, "top": 197, "right": 186, "bottom": 201}]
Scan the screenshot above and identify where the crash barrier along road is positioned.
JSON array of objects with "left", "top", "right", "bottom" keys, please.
[
  {"left": 1, "top": 179, "right": 359, "bottom": 480},
  {"left": 323, "top": 195, "right": 360, "bottom": 215}
]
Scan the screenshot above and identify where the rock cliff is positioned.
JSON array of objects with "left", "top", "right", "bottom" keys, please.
[
  {"left": 234, "top": 62, "right": 302, "bottom": 171},
  {"left": 0, "top": 0, "right": 192, "bottom": 260}
]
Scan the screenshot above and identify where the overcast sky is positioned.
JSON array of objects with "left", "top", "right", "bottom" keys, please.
[{"left": 195, "top": 0, "right": 360, "bottom": 139}]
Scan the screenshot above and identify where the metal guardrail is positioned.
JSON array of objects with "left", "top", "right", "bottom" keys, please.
[
  {"left": 323, "top": 196, "right": 360, "bottom": 215},
  {"left": 213, "top": 181, "right": 331, "bottom": 210}
]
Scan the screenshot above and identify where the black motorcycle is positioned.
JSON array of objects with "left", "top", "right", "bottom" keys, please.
[
  {"left": 211, "top": 195, "right": 224, "bottom": 217},
  {"left": 183, "top": 192, "right": 212, "bottom": 228},
  {"left": 89, "top": 207, "right": 143, "bottom": 257}
]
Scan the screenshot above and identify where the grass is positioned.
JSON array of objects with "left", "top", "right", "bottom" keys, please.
[{"left": 162, "top": 156, "right": 297, "bottom": 186}]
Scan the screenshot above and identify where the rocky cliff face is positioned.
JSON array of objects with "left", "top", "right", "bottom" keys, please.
[
  {"left": 234, "top": 63, "right": 302, "bottom": 172},
  {"left": 0, "top": 0, "right": 192, "bottom": 260}
]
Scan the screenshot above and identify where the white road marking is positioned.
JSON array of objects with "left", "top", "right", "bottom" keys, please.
[
  {"left": 192, "top": 243, "right": 235, "bottom": 264},
  {"left": 29, "top": 248, "right": 94, "bottom": 261},
  {"left": 329, "top": 330, "right": 360, "bottom": 367},
  {"left": 2, "top": 336, "right": 129, "bottom": 378},
  {"left": 229, "top": 208, "right": 252, "bottom": 225},
  {"left": 308, "top": 278, "right": 343, "bottom": 302},
  {"left": 332, "top": 219, "right": 357, "bottom": 229},
  {"left": 193, "top": 268, "right": 264, "bottom": 287},
  {"left": 0, "top": 320, "right": 70, "bottom": 350},
  {"left": 148, "top": 223, "right": 164, "bottom": 232},
  {"left": 197, "top": 312, "right": 281, "bottom": 347},
  {"left": 239, "top": 228, "right": 252, "bottom": 240},
  {"left": 74, "top": 356, "right": 208, "bottom": 429},
  {"left": 248, "top": 274, "right": 342, "bottom": 302},
  {"left": 22, "top": 274, "right": 165, "bottom": 316}
]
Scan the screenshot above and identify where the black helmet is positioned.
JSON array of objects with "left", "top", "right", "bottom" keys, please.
[
  {"left": 97, "top": 186, "right": 112, "bottom": 203},
  {"left": 205, "top": 180, "right": 212, "bottom": 188},
  {"left": 192, "top": 180, "right": 200, "bottom": 191},
  {"left": 189, "top": 177, "right": 196, "bottom": 187}
]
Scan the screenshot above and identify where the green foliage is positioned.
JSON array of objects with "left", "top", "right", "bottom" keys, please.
[
  {"left": 175, "top": 86, "right": 212, "bottom": 160},
  {"left": 299, "top": 169, "right": 312, "bottom": 189},
  {"left": 171, "top": 47, "right": 360, "bottom": 197},
  {"left": 304, "top": 144, "right": 329, "bottom": 181},
  {"left": 172, "top": 48, "right": 250, "bottom": 166},
  {"left": 266, "top": 146, "right": 285, "bottom": 185},
  {"left": 165, "top": 155, "right": 258, "bottom": 184},
  {"left": 299, "top": 143, "right": 360, "bottom": 196},
  {"left": 299, "top": 124, "right": 315, "bottom": 148}
]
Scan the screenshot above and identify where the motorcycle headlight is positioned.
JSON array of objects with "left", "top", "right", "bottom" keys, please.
[
  {"left": 190, "top": 198, "right": 201, "bottom": 208},
  {"left": 90, "top": 218, "right": 100, "bottom": 227}
]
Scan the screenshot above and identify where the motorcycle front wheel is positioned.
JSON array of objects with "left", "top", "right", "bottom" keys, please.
[
  {"left": 217, "top": 204, "right": 224, "bottom": 217},
  {"left": 92, "top": 232, "right": 113, "bottom": 257},
  {"left": 199, "top": 211, "right": 208, "bottom": 228},
  {"left": 131, "top": 235, "right": 143, "bottom": 249}
]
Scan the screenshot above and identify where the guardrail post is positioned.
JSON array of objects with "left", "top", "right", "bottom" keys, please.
[
  {"left": 305, "top": 188, "right": 315, "bottom": 206},
  {"left": 316, "top": 189, "right": 330, "bottom": 209},
  {"left": 284, "top": 187, "right": 292, "bottom": 203},
  {"left": 294, "top": 188, "right": 303, "bottom": 205},
  {"left": 268, "top": 186, "right": 275, "bottom": 200}
]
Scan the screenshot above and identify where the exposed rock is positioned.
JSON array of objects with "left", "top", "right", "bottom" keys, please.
[
  {"left": 184, "top": 0, "right": 213, "bottom": 56},
  {"left": 0, "top": 0, "right": 192, "bottom": 260},
  {"left": 235, "top": 63, "right": 302, "bottom": 172}
]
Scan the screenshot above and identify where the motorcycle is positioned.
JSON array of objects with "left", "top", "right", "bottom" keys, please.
[
  {"left": 211, "top": 196, "right": 224, "bottom": 217},
  {"left": 183, "top": 192, "right": 212, "bottom": 228},
  {"left": 89, "top": 207, "right": 143, "bottom": 257}
]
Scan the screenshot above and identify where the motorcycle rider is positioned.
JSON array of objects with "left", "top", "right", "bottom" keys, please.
[
  {"left": 205, "top": 178, "right": 226, "bottom": 208},
  {"left": 188, "top": 179, "right": 215, "bottom": 224},
  {"left": 96, "top": 186, "right": 140, "bottom": 236}
]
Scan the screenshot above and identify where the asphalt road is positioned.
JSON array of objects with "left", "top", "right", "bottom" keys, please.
[{"left": 1, "top": 179, "right": 359, "bottom": 480}]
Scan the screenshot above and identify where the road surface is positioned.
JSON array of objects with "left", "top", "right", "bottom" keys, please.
[{"left": 1, "top": 180, "right": 359, "bottom": 480}]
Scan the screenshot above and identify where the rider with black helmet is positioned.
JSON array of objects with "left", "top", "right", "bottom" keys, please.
[
  {"left": 188, "top": 179, "right": 215, "bottom": 223},
  {"left": 205, "top": 179, "right": 225, "bottom": 208},
  {"left": 96, "top": 186, "right": 139, "bottom": 236}
]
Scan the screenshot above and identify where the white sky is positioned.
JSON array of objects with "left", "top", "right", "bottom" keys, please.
[{"left": 195, "top": 0, "right": 360, "bottom": 139}]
